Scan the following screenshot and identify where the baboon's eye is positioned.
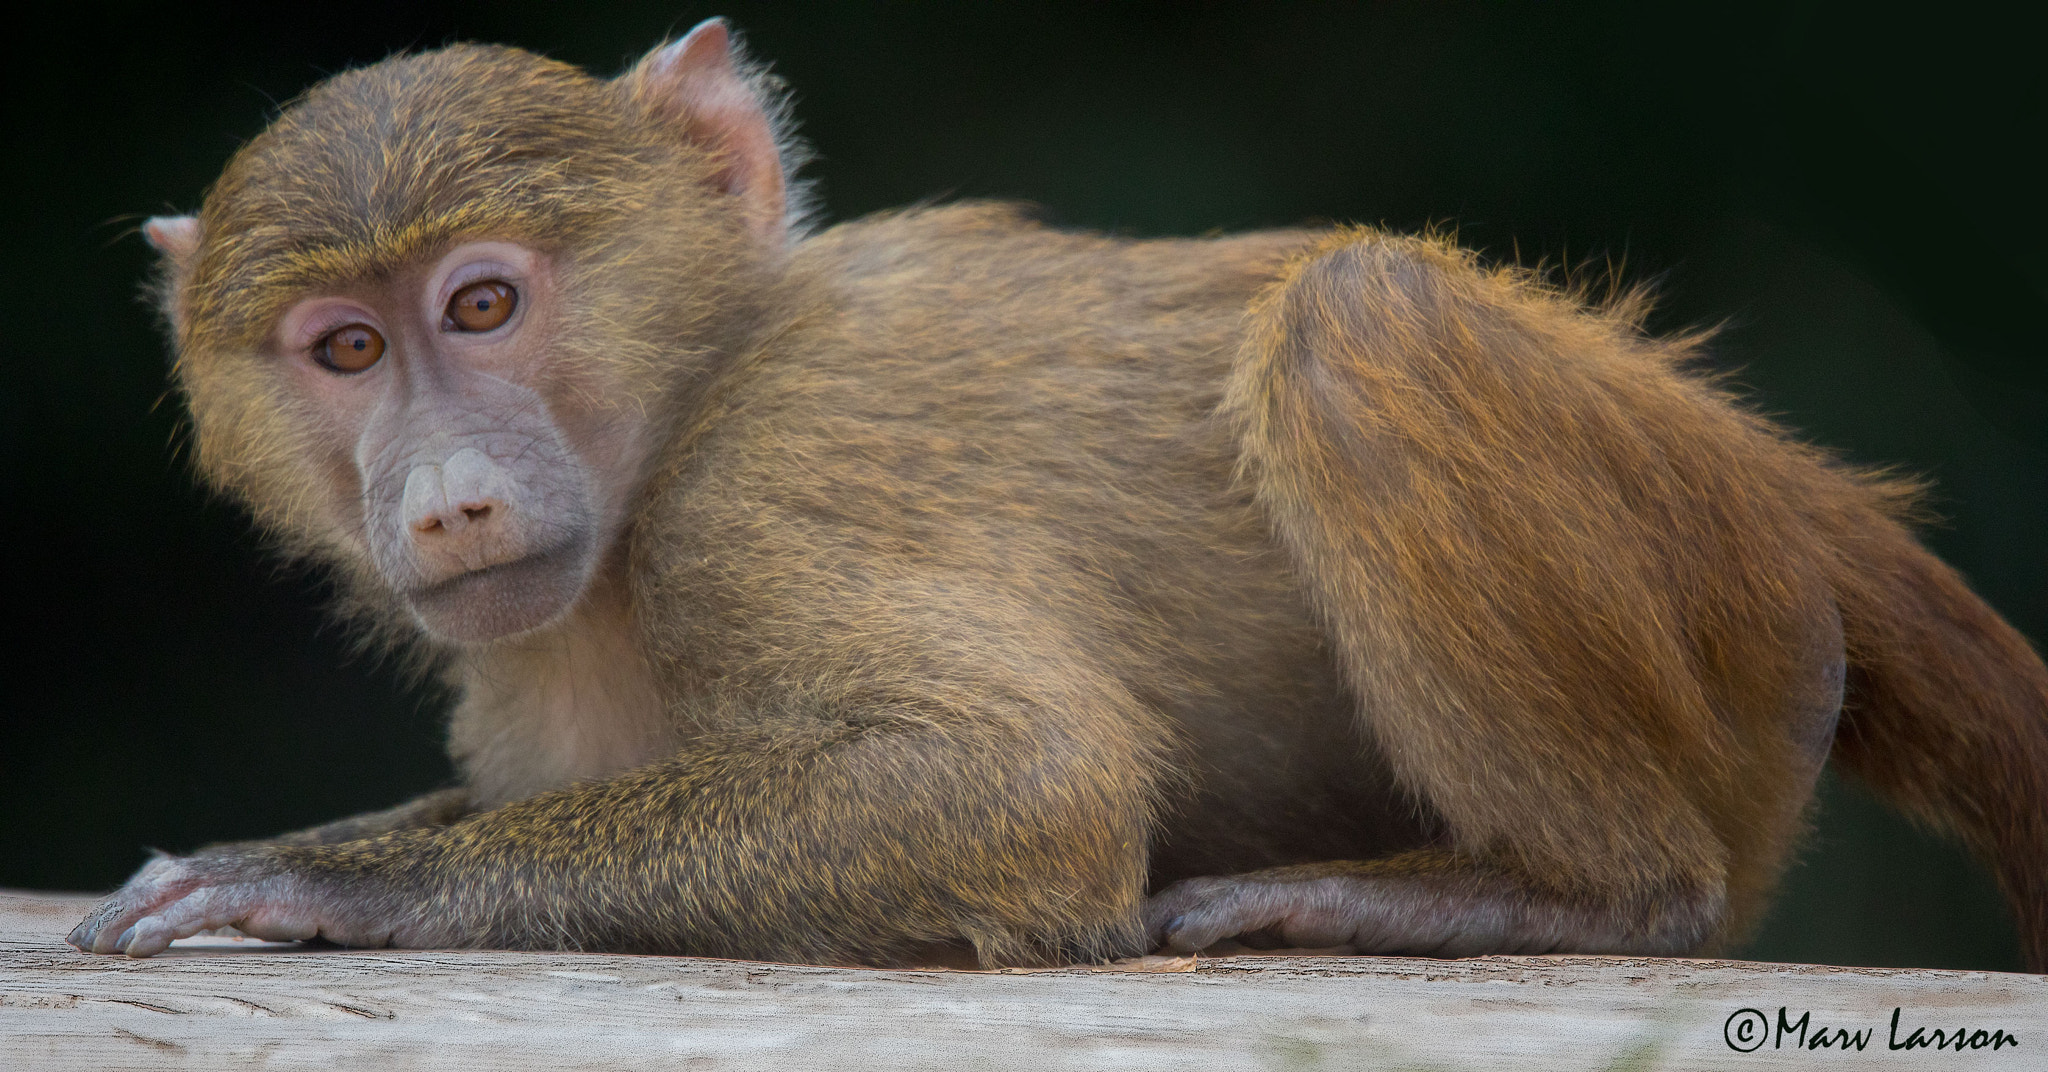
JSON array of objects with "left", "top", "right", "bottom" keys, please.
[
  {"left": 446, "top": 280, "right": 518, "bottom": 332},
  {"left": 313, "top": 324, "right": 386, "bottom": 373}
]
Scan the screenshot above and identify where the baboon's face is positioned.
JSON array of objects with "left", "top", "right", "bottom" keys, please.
[
  {"left": 271, "top": 240, "right": 625, "bottom": 642},
  {"left": 150, "top": 38, "right": 787, "bottom": 643}
]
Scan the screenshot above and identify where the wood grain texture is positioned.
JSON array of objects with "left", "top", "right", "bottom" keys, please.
[{"left": 3, "top": 890, "right": 2040, "bottom": 1070}]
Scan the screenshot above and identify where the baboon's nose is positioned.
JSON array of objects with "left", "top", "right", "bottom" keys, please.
[{"left": 401, "top": 448, "right": 515, "bottom": 560}]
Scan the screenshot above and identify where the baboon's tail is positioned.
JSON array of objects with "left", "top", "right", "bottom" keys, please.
[{"left": 1829, "top": 525, "right": 2048, "bottom": 972}]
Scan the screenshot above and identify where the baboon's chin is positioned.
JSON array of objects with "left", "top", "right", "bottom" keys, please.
[{"left": 404, "top": 543, "right": 591, "bottom": 643}]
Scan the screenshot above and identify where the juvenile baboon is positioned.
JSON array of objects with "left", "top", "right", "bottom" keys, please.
[{"left": 71, "top": 19, "right": 2048, "bottom": 970}]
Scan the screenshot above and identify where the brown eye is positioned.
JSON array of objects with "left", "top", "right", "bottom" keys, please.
[
  {"left": 314, "top": 324, "right": 385, "bottom": 373},
  {"left": 446, "top": 280, "right": 517, "bottom": 332}
]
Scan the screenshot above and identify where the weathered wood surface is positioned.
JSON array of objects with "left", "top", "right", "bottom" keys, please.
[{"left": 2, "top": 890, "right": 2039, "bottom": 1070}]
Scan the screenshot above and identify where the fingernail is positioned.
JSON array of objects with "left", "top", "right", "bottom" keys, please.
[{"left": 115, "top": 926, "right": 136, "bottom": 952}]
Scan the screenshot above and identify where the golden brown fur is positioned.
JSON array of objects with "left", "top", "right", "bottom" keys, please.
[{"left": 73, "top": 25, "right": 2047, "bottom": 971}]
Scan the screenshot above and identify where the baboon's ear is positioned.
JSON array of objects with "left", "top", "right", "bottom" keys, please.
[
  {"left": 142, "top": 215, "right": 202, "bottom": 336},
  {"left": 621, "top": 18, "right": 787, "bottom": 247},
  {"left": 143, "top": 215, "right": 202, "bottom": 274}
]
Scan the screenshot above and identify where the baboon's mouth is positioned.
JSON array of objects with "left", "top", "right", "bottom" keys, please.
[{"left": 404, "top": 537, "right": 591, "bottom": 642}]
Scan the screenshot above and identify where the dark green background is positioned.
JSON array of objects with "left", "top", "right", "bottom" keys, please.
[{"left": 4, "top": 2, "right": 2041, "bottom": 971}]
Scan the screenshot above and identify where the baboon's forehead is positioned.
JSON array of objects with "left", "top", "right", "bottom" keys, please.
[{"left": 187, "top": 45, "right": 649, "bottom": 337}]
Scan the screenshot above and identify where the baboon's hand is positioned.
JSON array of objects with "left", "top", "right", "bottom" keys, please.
[{"left": 67, "top": 851, "right": 402, "bottom": 958}]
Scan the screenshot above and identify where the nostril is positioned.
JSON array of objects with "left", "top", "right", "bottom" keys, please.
[{"left": 410, "top": 502, "right": 499, "bottom": 539}]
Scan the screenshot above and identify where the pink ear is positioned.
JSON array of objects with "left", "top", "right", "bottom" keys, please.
[
  {"left": 623, "top": 19, "right": 788, "bottom": 246},
  {"left": 143, "top": 215, "right": 202, "bottom": 271}
]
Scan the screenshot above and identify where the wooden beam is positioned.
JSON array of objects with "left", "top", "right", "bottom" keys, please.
[{"left": 3, "top": 890, "right": 2039, "bottom": 1069}]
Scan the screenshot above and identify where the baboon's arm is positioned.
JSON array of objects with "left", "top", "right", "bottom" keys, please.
[{"left": 70, "top": 690, "right": 1156, "bottom": 966}]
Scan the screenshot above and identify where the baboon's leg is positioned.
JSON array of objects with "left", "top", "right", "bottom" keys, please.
[{"left": 1216, "top": 230, "right": 1857, "bottom": 955}]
